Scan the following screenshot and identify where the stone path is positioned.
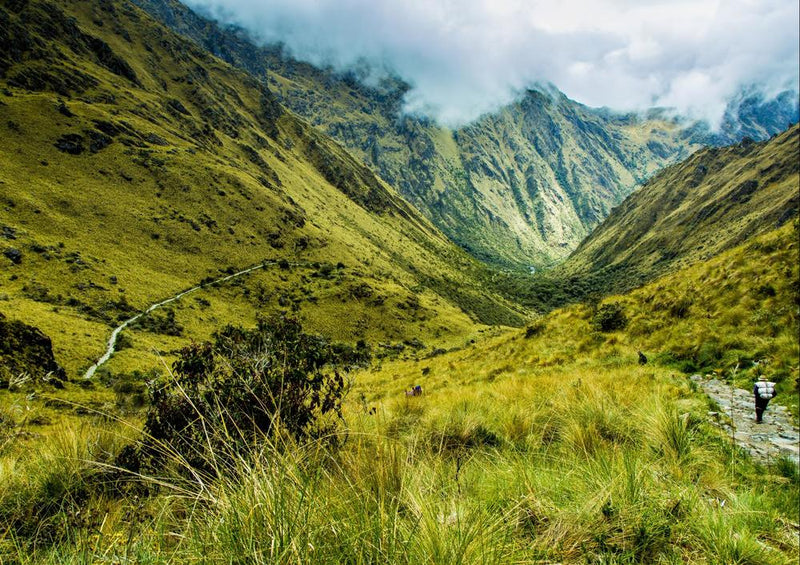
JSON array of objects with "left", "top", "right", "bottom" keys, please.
[
  {"left": 691, "top": 375, "right": 799, "bottom": 466},
  {"left": 83, "top": 262, "right": 274, "bottom": 378}
]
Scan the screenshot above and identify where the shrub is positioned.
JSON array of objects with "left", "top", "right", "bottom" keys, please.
[
  {"left": 127, "top": 315, "right": 355, "bottom": 474},
  {"left": 525, "top": 320, "right": 545, "bottom": 338},
  {"left": 130, "top": 308, "right": 183, "bottom": 336},
  {"left": 668, "top": 296, "right": 692, "bottom": 318},
  {"left": 592, "top": 303, "right": 628, "bottom": 332}
]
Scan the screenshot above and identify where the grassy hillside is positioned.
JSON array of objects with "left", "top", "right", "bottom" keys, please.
[
  {"left": 0, "top": 0, "right": 526, "bottom": 379},
  {"left": 559, "top": 125, "right": 799, "bottom": 295},
  {"left": 1, "top": 214, "right": 796, "bottom": 564}
]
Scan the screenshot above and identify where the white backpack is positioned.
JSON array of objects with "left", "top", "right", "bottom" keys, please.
[{"left": 755, "top": 381, "right": 775, "bottom": 400}]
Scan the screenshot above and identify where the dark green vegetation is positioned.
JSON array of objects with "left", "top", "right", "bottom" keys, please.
[
  {"left": 0, "top": 0, "right": 524, "bottom": 378},
  {"left": 0, "top": 312, "right": 65, "bottom": 384},
  {"left": 119, "top": 315, "right": 360, "bottom": 477},
  {"left": 494, "top": 125, "right": 800, "bottom": 312}
]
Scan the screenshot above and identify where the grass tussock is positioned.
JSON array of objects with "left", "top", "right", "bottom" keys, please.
[{"left": 3, "top": 361, "right": 797, "bottom": 563}]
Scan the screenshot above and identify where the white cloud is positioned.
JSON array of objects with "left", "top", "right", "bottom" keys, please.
[{"left": 184, "top": 0, "right": 800, "bottom": 126}]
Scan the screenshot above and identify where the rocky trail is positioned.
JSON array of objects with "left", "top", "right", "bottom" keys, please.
[
  {"left": 691, "top": 374, "right": 799, "bottom": 466},
  {"left": 83, "top": 262, "right": 278, "bottom": 379}
]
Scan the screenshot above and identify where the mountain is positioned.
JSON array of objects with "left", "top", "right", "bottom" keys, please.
[
  {"left": 559, "top": 125, "right": 800, "bottom": 294},
  {"left": 128, "top": 0, "right": 797, "bottom": 270},
  {"left": 0, "top": 0, "right": 525, "bottom": 378},
  {"left": 698, "top": 89, "right": 800, "bottom": 146}
]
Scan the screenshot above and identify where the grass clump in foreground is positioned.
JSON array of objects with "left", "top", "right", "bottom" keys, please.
[
  {"left": 1, "top": 225, "right": 798, "bottom": 563},
  {"left": 3, "top": 368, "right": 797, "bottom": 564}
]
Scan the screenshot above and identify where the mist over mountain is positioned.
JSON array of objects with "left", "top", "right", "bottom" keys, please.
[
  {"left": 129, "top": 0, "right": 799, "bottom": 269},
  {"left": 181, "top": 0, "right": 799, "bottom": 129}
]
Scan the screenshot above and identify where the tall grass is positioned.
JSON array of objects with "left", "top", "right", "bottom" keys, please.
[
  {"left": 2, "top": 225, "right": 798, "bottom": 563},
  {"left": 4, "top": 363, "right": 796, "bottom": 564}
]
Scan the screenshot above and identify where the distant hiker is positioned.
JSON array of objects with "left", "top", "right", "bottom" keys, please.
[
  {"left": 753, "top": 376, "right": 776, "bottom": 423},
  {"left": 638, "top": 351, "right": 648, "bottom": 365},
  {"left": 405, "top": 385, "right": 423, "bottom": 397}
]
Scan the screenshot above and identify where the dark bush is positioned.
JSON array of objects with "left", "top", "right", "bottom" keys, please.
[
  {"left": 668, "top": 297, "right": 692, "bottom": 319},
  {"left": 525, "top": 320, "right": 546, "bottom": 338},
  {"left": 128, "top": 315, "right": 356, "bottom": 474},
  {"left": 593, "top": 303, "right": 628, "bottom": 332},
  {"left": 755, "top": 284, "right": 776, "bottom": 298},
  {"left": 130, "top": 308, "right": 183, "bottom": 336}
]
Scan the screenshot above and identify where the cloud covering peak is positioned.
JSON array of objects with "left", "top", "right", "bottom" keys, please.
[{"left": 184, "top": 0, "right": 800, "bottom": 126}]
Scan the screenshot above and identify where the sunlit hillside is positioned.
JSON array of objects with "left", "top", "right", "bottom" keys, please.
[
  {"left": 128, "top": 0, "right": 714, "bottom": 269},
  {"left": 1, "top": 219, "right": 796, "bottom": 564},
  {"left": 0, "top": 0, "right": 524, "bottom": 378},
  {"left": 561, "top": 125, "right": 799, "bottom": 294}
]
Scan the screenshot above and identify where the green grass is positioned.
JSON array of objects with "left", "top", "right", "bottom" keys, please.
[
  {"left": 0, "top": 0, "right": 525, "bottom": 379},
  {"left": 559, "top": 125, "right": 799, "bottom": 298},
  {"left": 2, "top": 223, "right": 797, "bottom": 563}
]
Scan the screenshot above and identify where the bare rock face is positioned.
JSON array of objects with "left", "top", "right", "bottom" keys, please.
[{"left": 0, "top": 312, "right": 66, "bottom": 386}]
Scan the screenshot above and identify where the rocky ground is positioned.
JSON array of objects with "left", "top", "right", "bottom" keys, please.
[{"left": 691, "top": 374, "right": 799, "bottom": 466}]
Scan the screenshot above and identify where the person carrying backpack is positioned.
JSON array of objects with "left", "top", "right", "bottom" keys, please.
[{"left": 753, "top": 376, "right": 776, "bottom": 423}]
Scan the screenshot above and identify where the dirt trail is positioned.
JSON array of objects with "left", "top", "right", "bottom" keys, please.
[
  {"left": 691, "top": 374, "right": 799, "bottom": 466},
  {"left": 83, "top": 262, "right": 273, "bottom": 379}
]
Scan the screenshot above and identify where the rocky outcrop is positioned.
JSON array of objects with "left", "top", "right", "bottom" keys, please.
[{"left": 0, "top": 312, "right": 66, "bottom": 385}]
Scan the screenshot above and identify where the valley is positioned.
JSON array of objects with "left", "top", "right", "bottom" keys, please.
[
  {"left": 0, "top": 0, "right": 798, "bottom": 563},
  {"left": 128, "top": 0, "right": 799, "bottom": 269}
]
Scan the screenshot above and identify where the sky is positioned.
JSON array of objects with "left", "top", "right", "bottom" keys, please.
[{"left": 184, "top": 0, "right": 800, "bottom": 127}]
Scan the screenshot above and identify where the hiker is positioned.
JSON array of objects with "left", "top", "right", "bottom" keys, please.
[{"left": 753, "top": 376, "right": 776, "bottom": 423}]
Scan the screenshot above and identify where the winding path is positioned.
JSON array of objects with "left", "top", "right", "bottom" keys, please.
[
  {"left": 691, "top": 374, "right": 799, "bottom": 466},
  {"left": 83, "top": 262, "right": 273, "bottom": 379}
]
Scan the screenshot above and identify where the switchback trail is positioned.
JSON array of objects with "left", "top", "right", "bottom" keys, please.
[
  {"left": 83, "top": 262, "right": 276, "bottom": 379},
  {"left": 691, "top": 374, "right": 799, "bottom": 466}
]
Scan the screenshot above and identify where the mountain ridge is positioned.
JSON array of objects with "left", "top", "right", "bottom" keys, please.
[
  {"left": 559, "top": 124, "right": 800, "bottom": 294},
  {"left": 129, "top": 0, "right": 798, "bottom": 269}
]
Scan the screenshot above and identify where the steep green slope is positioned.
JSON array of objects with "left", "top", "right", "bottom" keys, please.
[
  {"left": 560, "top": 125, "right": 799, "bottom": 294},
  {"left": 450, "top": 91, "right": 696, "bottom": 266},
  {"left": 0, "top": 0, "right": 525, "bottom": 378}
]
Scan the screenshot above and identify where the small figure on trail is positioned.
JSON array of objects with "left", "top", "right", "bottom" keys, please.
[
  {"left": 638, "top": 351, "right": 648, "bottom": 365},
  {"left": 753, "top": 376, "right": 776, "bottom": 423}
]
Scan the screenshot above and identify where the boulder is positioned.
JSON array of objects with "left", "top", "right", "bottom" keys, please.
[{"left": 0, "top": 312, "right": 66, "bottom": 385}]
